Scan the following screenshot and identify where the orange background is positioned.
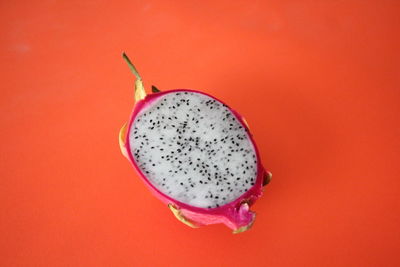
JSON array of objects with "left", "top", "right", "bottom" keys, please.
[{"left": 1, "top": 0, "right": 400, "bottom": 266}]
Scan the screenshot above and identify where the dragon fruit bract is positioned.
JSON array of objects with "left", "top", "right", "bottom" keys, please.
[{"left": 119, "top": 53, "right": 271, "bottom": 233}]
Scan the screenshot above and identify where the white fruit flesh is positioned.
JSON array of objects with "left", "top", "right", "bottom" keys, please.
[{"left": 129, "top": 91, "right": 258, "bottom": 208}]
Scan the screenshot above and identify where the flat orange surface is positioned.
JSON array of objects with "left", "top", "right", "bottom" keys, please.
[{"left": 1, "top": 1, "right": 400, "bottom": 266}]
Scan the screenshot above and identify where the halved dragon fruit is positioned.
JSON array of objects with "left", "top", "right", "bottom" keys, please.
[{"left": 119, "top": 53, "right": 271, "bottom": 233}]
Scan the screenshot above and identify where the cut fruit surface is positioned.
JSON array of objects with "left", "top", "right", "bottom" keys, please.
[{"left": 128, "top": 91, "right": 258, "bottom": 209}]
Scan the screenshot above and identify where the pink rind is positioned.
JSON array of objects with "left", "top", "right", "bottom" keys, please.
[{"left": 122, "top": 89, "right": 267, "bottom": 231}]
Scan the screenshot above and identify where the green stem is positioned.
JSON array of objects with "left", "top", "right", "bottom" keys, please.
[
  {"left": 152, "top": 85, "right": 161, "bottom": 93},
  {"left": 122, "top": 52, "right": 142, "bottom": 80}
]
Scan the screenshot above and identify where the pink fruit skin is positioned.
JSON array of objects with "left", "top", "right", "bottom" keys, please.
[{"left": 121, "top": 89, "right": 267, "bottom": 231}]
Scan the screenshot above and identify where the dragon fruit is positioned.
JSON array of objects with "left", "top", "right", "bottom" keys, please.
[{"left": 119, "top": 53, "right": 271, "bottom": 233}]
